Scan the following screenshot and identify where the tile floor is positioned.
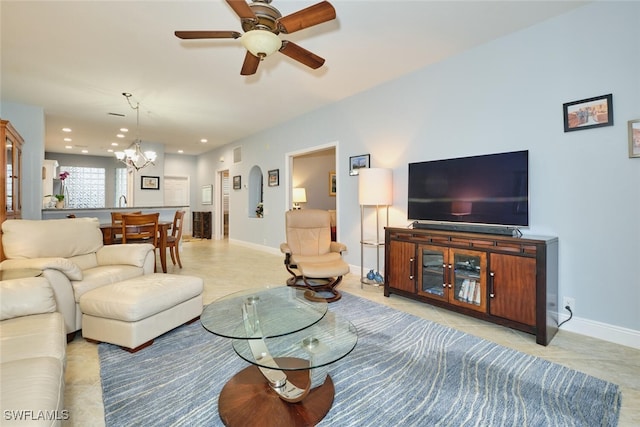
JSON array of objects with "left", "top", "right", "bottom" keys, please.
[{"left": 64, "top": 239, "right": 640, "bottom": 426}]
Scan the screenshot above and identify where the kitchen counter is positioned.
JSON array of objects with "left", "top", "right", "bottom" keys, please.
[{"left": 41, "top": 206, "right": 189, "bottom": 223}]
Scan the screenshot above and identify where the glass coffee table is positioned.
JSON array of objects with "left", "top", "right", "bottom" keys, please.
[{"left": 201, "top": 286, "right": 357, "bottom": 426}]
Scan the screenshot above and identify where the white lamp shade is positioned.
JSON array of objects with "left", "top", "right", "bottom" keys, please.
[
  {"left": 241, "top": 30, "right": 282, "bottom": 58},
  {"left": 359, "top": 168, "right": 393, "bottom": 205},
  {"left": 292, "top": 187, "right": 307, "bottom": 203}
]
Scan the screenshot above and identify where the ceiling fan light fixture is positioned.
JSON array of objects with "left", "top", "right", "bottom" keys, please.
[{"left": 241, "top": 30, "right": 281, "bottom": 58}]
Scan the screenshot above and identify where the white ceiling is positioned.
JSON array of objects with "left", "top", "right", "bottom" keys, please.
[{"left": 1, "top": 1, "right": 586, "bottom": 157}]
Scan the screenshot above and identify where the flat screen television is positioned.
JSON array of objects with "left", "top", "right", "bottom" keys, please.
[{"left": 408, "top": 150, "right": 529, "bottom": 228}]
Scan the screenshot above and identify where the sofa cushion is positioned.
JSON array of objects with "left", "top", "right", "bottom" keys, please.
[
  {"left": 0, "top": 357, "right": 66, "bottom": 424},
  {"left": 0, "top": 258, "right": 82, "bottom": 281},
  {"left": 68, "top": 253, "right": 99, "bottom": 271},
  {"left": 71, "top": 265, "right": 148, "bottom": 302},
  {"left": 96, "top": 243, "right": 155, "bottom": 268},
  {"left": 2, "top": 217, "right": 103, "bottom": 259},
  {"left": 0, "top": 277, "right": 57, "bottom": 321},
  {"left": 0, "top": 313, "right": 66, "bottom": 364}
]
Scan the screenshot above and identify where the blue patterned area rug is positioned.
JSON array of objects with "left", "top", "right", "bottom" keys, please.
[{"left": 99, "top": 292, "right": 621, "bottom": 426}]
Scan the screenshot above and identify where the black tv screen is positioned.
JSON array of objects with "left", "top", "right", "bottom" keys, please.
[{"left": 408, "top": 150, "right": 529, "bottom": 227}]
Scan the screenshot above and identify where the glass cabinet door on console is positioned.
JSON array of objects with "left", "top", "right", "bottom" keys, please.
[
  {"left": 418, "top": 246, "right": 448, "bottom": 301},
  {"left": 418, "top": 245, "right": 487, "bottom": 313}
]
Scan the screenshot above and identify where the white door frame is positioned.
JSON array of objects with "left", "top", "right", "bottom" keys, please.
[
  {"left": 214, "top": 168, "right": 229, "bottom": 240},
  {"left": 285, "top": 140, "right": 340, "bottom": 238}
]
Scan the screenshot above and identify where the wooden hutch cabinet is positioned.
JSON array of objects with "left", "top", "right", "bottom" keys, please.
[
  {"left": 384, "top": 227, "right": 558, "bottom": 345},
  {"left": 1, "top": 119, "right": 25, "bottom": 260}
]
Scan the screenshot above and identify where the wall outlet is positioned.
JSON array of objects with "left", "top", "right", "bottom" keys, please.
[{"left": 563, "top": 297, "right": 575, "bottom": 311}]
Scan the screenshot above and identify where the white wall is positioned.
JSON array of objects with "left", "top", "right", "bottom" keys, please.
[
  {"left": 199, "top": 2, "right": 640, "bottom": 346},
  {"left": 293, "top": 149, "right": 336, "bottom": 211}
]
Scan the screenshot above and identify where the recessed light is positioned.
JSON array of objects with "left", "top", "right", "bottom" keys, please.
[
  {"left": 178, "top": 149, "right": 184, "bottom": 154},
  {"left": 62, "top": 127, "right": 72, "bottom": 132},
  {"left": 111, "top": 142, "right": 119, "bottom": 146},
  {"left": 107, "top": 149, "right": 114, "bottom": 153},
  {"left": 81, "top": 149, "right": 88, "bottom": 154},
  {"left": 64, "top": 137, "right": 72, "bottom": 142},
  {"left": 120, "top": 128, "right": 128, "bottom": 132},
  {"left": 200, "top": 139, "right": 208, "bottom": 143},
  {"left": 116, "top": 134, "right": 125, "bottom": 138},
  {"left": 65, "top": 145, "right": 73, "bottom": 149}
]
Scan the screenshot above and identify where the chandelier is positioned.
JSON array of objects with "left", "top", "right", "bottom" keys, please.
[{"left": 114, "top": 93, "right": 157, "bottom": 171}]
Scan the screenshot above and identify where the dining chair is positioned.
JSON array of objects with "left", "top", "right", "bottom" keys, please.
[
  {"left": 111, "top": 211, "right": 141, "bottom": 243},
  {"left": 166, "top": 210, "right": 185, "bottom": 268},
  {"left": 121, "top": 213, "right": 160, "bottom": 271}
]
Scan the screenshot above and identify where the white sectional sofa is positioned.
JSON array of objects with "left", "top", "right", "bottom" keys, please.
[
  {"left": 0, "top": 276, "right": 67, "bottom": 427},
  {"left": 0, "top": 218, "right": 155, "bottom": 335}
]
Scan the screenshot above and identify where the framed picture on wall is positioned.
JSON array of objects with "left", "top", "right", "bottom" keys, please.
[
  {"left": 629, "top": 119, "right": 640, "bottom": 158},
  {"left": 349, "top": 154, "right": 370, "bottom": 176},
  {"left": 268, "top": 169, "right": 279, "bottom": 187},
  {"left": 232, "top": 175, "right": 241, "bottom": 190},
  {"left": 329, "top": 171, "right": 336, "bottom": 196},
  {"left": 141, "top": 176, "right": 159, "bottom": 190},
  {"left": 563, "top": 94, "right": 613, "bottom": 132},
  {"left": 202, "top": 185, "right": 213, "bottom": 204}
]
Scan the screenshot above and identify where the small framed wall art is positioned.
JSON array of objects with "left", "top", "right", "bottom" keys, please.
[
  {"left": 349, "top": 154, "right": 370, "bottom": 176},
  {"left": 202, "top": 185, "right": 213, "bottom": 205},
  {"left": 232, "top": 175, "right": 241, "bottom": 190},
  {"left": 141, "top": 176, "right": 159, "bottom": 190},
  {"left": 629, "top": 119, "right": 640, "bottom": 158},
  {"left": 268, "top": 169, "right": 279, "bottom": 187},
  {"left": 329, "top": 171, "right": 336, "bottom": 196},
  {"left": 563, "top": 93, "right": 613, "bottom": 132}
]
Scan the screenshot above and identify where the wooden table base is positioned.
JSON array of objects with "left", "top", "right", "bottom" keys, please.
[{"left": 218, "top": 358, "right": 334, "bottom": 427}]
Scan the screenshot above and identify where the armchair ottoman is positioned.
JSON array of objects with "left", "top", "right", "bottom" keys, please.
[{"left": 79, "top": 273, "right": 203, "bottom": 352}]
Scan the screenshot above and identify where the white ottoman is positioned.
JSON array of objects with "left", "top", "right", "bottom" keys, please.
[{"left": 79, "top": 273, "right": 203, "bottom": 352}]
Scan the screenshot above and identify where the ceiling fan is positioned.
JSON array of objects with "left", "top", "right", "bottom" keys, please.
[{"left": 175, "top": 0, "right": 336, "bottom": 76}]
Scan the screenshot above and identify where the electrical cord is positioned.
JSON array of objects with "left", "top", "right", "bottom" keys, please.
[{"left": 558, "top": 305, "right": 573, "bottom": 328}]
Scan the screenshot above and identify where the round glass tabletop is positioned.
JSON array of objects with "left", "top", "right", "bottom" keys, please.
[
  {"left": 232, "top": 311, "right": 358, "bottom": 371},
  {"left": 201, "top": 286, "right": 328, "bottom": 339}
]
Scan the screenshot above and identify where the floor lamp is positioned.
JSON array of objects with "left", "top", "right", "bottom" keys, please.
[{"left": 358, "top": 168, "right": 392, "bottom": 287}]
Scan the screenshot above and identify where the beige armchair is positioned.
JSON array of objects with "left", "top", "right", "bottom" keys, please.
[
  {"left": 280, "top": 209, "right": 349, "bottom": 302},
  {"left": 0, "top": 218, "right": 155, "bottom": 336}
]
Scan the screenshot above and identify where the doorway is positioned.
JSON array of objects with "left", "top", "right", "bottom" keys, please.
[
  {"left": 164, "top": 176, "right": 191, "bottom": 234},
  {"left": 286, "top": 141, "right": 339, "bottom": 237},
  {"left": 215, "top": 170, "right": 229, "bottom": 239}
]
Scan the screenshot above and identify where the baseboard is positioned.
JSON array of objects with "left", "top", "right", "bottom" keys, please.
[
  {"left": 228, "top": 238, "right": 282, "bottom": 256},
  {"left": 559, "top": 312, "right": 640, "bottom": 350}
]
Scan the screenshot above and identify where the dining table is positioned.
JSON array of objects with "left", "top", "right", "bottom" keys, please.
[{"left": 99, "top": 221, "right": 173, "bottom": 273}]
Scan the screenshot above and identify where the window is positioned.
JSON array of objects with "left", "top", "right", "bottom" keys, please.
[
  {"left": 115, "top": 168, "right": 128, "bottom": 206},
  {"left": 60, "top": 166, "right": 106, "bottom": 208}
]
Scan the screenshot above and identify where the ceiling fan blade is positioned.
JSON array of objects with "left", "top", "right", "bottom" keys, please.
[
  {"left": 277, "top": 1, "right": 336, "bottom": 34},
  {"left": 279, "top": 41, "right": 325, "bottom": 69},
  {"left": 226, "top": 0, "right": 256, "bottom": 20},
  {"left": 240, "top": 51, "right": 260, "bottom": 76},
  {"left": 175, "top": 30, "right": 241, "bottom": 39}
]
